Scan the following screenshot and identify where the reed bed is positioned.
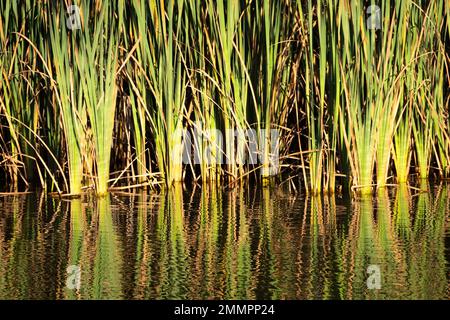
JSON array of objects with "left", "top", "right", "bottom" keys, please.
[{"left": 0, "top": 0, "right": 449, "bottom": 195}]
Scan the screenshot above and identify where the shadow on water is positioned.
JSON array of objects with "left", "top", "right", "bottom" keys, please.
[{"left": 0, "top": 183, "right": 448, "bottom": 299}]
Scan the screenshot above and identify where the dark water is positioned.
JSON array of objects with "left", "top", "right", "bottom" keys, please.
[{"left": 0, "top": 183, "right": 449, "bottom": 300}]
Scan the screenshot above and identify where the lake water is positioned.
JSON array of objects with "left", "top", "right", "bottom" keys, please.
[{"left": 0, "top": 183, "right": 448, "bottom": 299}]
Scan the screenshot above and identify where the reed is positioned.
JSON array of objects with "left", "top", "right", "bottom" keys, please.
[
  {"left": 393, "top": 112, "right": 412, "bottom": 183},
  {"left": 76, "top": 1, "right": 122, "bottom": 195},
  {"left": 49, "top": 4, "right": 85, "bottom": 195},
  {"left": 123, "top": 1, "right": 150, "bottom": 185},
  {"left": 140, "top": 0, "right": 187, "bottom": 185},
  {"left": 0, "top": 1, "right": 44, "bottom": 190}
]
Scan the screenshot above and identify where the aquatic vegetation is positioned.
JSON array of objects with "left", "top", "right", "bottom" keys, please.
[{"left": 0, "top": 0, "right": 448, "bottom": 194}]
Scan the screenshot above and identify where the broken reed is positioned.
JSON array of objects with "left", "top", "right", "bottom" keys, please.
[{"left": 0, "top": 0, "right": 449, "bottom": 195}]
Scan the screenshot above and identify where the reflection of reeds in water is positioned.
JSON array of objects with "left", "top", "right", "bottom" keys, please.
[
  {"left": 295, "top": 194, "right": 343, "bottom": 299},
  {"left": 64, "top": 196, "right": 123, "bottom": 299},
  {"left": 201, "top": 184, "right": 223, "bottom": 298},
  {"left": 335, "top": 185, "right": 448, "bottom": 299},
  {"left": 408, "top": 183, "right": 447, "bottom": 299},
  {"left": 92, "top": 197, "right": 122, "bottom": 299},
  {"left": 345, "top": 192, "right": 405, "bottom": 299},
  {"left": 67, "top": 187, "right": 448, "bottom": 300},
  {"left": 222, "top": 188, "right": 252, "bottom": 299},
  {"left": 300, "top": 195, "right": 325, "bottom": 299},
  {"left": 376, "top": 189, "right": 405, "bottom": 299},
  {"left": 65, "top": 199, "right": 84, "bottom": 300},
  {"left": 251, "top": 188, "right": 277, "bottom": 299},
  {"left": 320, "top": 196, "right": 337, "bottom": 299},
  {"left": 0, "top": 194, "right": 67, "bottom": 299},
  {"left": 183, "top": 185, "right": 253, "bottom": 299},
  {"left": 0, "top": 185, "right": 448, "bottom": 299},
  {"left": 156, "top": 185, "right": 188, "bottom": 299},
  {"left": 132, "top": 192, "right": 151, "bottom": 299},
  {"left": 126, "top": 185, "right": 189, "bottom": 299},
  {"left": 343, "top": 195, "right": 380, "bottom": 298},
  {"left": 0, "top": 196, "right": 25, "bottom": 299},
  {"left": 394, "top": 184, "right": 411, "bottom": 239}
]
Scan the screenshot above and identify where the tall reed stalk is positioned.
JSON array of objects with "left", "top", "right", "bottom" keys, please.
[
  {"left": 76, "top": 0, "right": 122, "bottom": 194},
  {"left": 49, "top": 4, "right": 85, "bottom": 195}
]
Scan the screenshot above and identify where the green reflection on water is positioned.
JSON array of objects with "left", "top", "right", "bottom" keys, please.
[{"left": 0, "top": 185, "right": 448, "bottom": 300}]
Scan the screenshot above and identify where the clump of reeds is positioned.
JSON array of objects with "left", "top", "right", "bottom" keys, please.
[{"left": 0, "top": 0, "right": 448, "bottom": 195}]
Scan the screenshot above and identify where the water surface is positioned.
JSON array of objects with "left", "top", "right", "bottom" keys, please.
[{"left": 0, "top": 184, "right": 448, "bottom": 299}]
